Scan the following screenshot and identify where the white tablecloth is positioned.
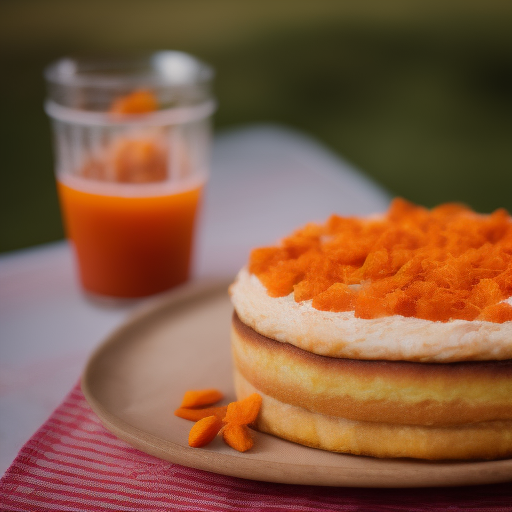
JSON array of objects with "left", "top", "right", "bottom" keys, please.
[{"left": 0, "top": 124, "right": 390, "bottom": 475}]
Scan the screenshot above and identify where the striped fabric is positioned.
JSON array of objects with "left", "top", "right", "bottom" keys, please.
[{"left": 0, "top": 384, "right": 511, "bottom": 512}]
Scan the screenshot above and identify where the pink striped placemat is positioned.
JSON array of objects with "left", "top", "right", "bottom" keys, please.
[{"left": 1, "top": 383, "right": 511, "bottom": 512}]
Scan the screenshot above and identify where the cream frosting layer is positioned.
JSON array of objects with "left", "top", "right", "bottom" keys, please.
[{"left": 229, "top": 267, "right": 512, "bottom": 362}]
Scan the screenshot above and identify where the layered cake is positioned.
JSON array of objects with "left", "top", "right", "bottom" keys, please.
[{"left": 229, "top": 199, "right": 512, "bottom": 459}]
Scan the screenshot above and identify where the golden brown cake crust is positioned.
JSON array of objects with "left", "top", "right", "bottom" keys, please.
[
  {"left": 234, "top": 370, "right": 512, "bottom": 460},
  {"left": 232, "top": 312, "right": 512, "bottom": 427}
]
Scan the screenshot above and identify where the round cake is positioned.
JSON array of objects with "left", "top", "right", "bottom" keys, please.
[{"left": 229, "top": 199, "right": 512, "bottom": 460}]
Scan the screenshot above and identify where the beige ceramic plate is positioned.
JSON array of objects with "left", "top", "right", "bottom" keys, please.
[{"left": 82, "top": 281, "right": 512, "bottom": 488}]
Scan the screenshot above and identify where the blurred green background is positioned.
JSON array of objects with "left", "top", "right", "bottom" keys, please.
[{"left": 1, "top": 0, "right": 511, "bottom": 253}]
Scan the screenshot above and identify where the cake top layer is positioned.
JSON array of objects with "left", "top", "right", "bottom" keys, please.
[
  {"left": 230, "top": 267, "right": 512, "bottom": 361},
  {"left": 248, "top": 198, "right": 512, "bottom": 324}
]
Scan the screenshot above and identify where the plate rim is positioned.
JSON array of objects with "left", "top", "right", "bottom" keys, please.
[{"left": 81, "top": 280, "right": 512, "bottom": 488}]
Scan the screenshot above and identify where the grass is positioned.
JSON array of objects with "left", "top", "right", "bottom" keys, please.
[{"left": 1, "top": 0, "right": 511, "bottom": 252}]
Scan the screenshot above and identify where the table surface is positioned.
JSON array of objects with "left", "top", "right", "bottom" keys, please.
[{"left": 0, "top": 124, "right": 390, "bottom": 476}]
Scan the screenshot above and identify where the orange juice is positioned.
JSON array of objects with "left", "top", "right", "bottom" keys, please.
[{"left": 57, "top": 176, "right": 203, "bottom": 298}]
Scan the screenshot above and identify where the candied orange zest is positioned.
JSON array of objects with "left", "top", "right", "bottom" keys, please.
[
  {"left": 222, "top": 424, "right": 254, "bottom": 452},
  {"left": 188, "top": 415, "right": 223, "bottom": 448},
  {"left": 174, "top": 405, "right": 228, "bottom": 422},
  {"left": 180, "top": 389, "right": 224, "bottom": 408},
  {"left": 177, "top": 390, "right": 262, "bottom": 452},
  {"left": 248, "top": 198, "right": 512, "bottom": 323},
  {"left": 109, "top": 89, "right": 158, "bottom": 114},
  {"left": 223, "top": 393, "right": 262, "bottom": 425}
]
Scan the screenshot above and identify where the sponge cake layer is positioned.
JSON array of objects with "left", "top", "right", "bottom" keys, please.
[
  {"left": 232, "top": 312, "right": 512, "bottom": 427},
  {"left": 234, "top": 369, "right": 512, "bottom": 460}
]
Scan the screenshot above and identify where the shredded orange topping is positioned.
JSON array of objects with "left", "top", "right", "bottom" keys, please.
[
  {"left": 80, "top": 136, "right": 168, "bottom": 183},
  {"left": 80, "top": 89, "right": 169, "bottom": 183},
  {"left": 80, "top": 90, "right": 166, "bottom": 183},
  {"left": 248, "top": 198, "right": 512, "bottom": 323},
  {"left": 175, "top": 389, "right": 262, "bottom": 452},
  {"left": 109, "top": 89, "right": 158, "bottom": 115}
]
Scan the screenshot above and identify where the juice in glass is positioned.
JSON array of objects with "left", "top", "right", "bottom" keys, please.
[
  {"left": 45, "top": 52, "right": 215, "bottom": 298},
  {"left": 57, "top": 176, "right": 203, "bottom": 298}
]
